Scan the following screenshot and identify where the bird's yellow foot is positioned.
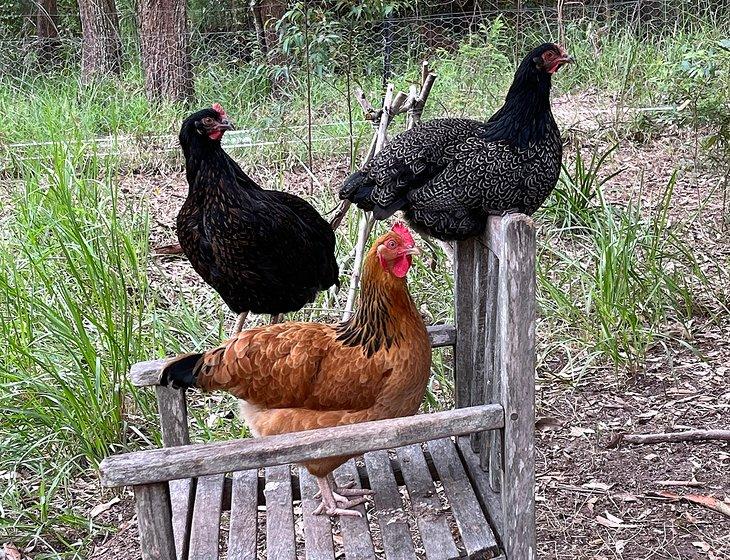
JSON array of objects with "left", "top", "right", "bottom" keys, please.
[{"left": 313, "top": 476, "right": 373, "bottom": 517}]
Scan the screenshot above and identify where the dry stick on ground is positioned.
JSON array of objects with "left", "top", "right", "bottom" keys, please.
[
  {"left": 608, "top": 429, "right": 730, "bottom": 448},
  {"left": 341, "top": 68, "right": 438, "bottom": 320}
]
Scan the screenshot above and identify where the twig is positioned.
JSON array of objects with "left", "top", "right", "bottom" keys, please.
[
  {"left": 656, "top": 480, "right": 703, "bottom": 488},
  {"left": 342, "top": 213, "right": 375, "bottom": 321},
  {"left": 608, "top": 429, "right": 730, "bottom": 448}
]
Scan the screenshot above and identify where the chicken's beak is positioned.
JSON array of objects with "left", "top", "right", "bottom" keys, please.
[
  {"left": 402, "top": 246, "right": 421, "bottom": 257},
  {"left": 560, "top": 54, "right": 575, "bottom": 65},
  {"left": 217, "top": 119, "right": 235, "bottom": 131}
]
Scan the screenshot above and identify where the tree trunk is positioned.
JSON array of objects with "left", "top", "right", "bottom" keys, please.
[
  {"left": 78, "top": 0, "right": 122, "bottom": 82},
  {"left": 36, "top": 0, "right": 60, "bottom": 66},
  {"left": 138, "top": 0, "right": 194, "bottom": 103},
  {"left": 259, "top": 0, "right": 286, "bottom": 65}
]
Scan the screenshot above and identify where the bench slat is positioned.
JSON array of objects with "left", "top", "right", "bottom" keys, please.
[
  {"left": 333, "top": 460, "right": 376, "bottom": 559},
  {"left": 428, "top": 438, "right": 499, "bottom": 557},
  {"left": 299, "top": 469, "right": 336, "bottom": 560},
  {"left": 364, "top": 450, "right": 417, "bottom": 560},
  {"left": 456, "top": 437, "right": 504, "bottom": 539},
  {"left": 396, "top": 444, "right": 460, "bottom": 560},
  {"left": 265, "top": 465, "right": 296, "bottom": 560},
  {"left": 188, "top": 474, "right": 225, "bottom": 560},
  {"left": 228, "top": 469, "right": 258, "bottom": 560}
]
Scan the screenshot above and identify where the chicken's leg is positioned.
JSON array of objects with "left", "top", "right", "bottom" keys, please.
[
  {"left": 270, "top": 313, "right": 284, "bottom": 324},
  {"left": 232, "top": 311, "right": 249, "bottom": 336},
  {"left": 312, "top": 475, "right": 370, "bottom": 517}
]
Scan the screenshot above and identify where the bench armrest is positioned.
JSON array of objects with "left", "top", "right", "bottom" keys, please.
[{"left": 100, "top": 403, "right": 503, "bottom": 487}]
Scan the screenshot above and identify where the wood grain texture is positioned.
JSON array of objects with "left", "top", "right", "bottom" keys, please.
[
  {"left": 496, "top": 215, "right": 536, "bottom": 560},
  {"left": 264, "top": 465, "right": 296, "bottom": 560},
  {"left": 333, "top": 460, "right": 375, "bottom": 559},
  {"left": 396, "top": 444, "right": 459, "bottom": 560},
  {"left": 299, "top": 468, "right": 336, "bottom": 560},
  {"left": 456, "top": 437, "right": 504, "bottom": 544},
  {"left": 469, "top": 234, "right": 490, "bottom": 451},
  {"left": 134, "top": 483, "right": 176, "bottom": 560},
  {"left": 129, "top": 325, "right": 455, "bottom": 387},
  {"left": 188, "top": 474, "right": 224, "bottom": 560},
  {"left": 363, "top": 450, "right": 417, "bottom": 560},
  {"left": 428, "top": 438, "right": 499, "bottom": 558},
  {"left": 155, "top": 385, "right": 193, "bottom": 559},
  {"left": 227, "top": 469, "right": 258, "bottom": 560},
  {"left": 454, "top": 238, "right": 476, "bottom": 409},
  {"left": 101, "top": 405, "right": 504, "bottom": 487}
]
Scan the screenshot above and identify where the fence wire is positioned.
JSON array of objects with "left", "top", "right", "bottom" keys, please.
[{"left": 1, "top": 0, "right": 729, "bottom": 163}]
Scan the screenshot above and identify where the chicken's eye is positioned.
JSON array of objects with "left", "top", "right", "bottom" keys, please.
[
  {"left": 202, "top": 117, "right": 214, "bottom": 125},
  {"left": 386, "top": 239, "right": 397, "bottom": 249}
]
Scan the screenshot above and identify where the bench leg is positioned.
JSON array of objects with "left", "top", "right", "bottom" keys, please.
[{"left": 135, "top": 482, "right": 177, "bottom": 560}]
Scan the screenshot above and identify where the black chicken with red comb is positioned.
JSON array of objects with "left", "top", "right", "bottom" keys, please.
[
  {"left": 177, "top": 104, "right": 339, "bottom": 333},
  {"left": 340, "top": 43, "right": 573, "bottom": 240}
]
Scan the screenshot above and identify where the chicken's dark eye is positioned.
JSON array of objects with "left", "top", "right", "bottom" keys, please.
[
  {"left": 202, "top": 117, "right": 213, "bottom": 125},
  {"left": 386, "top": 239, "right": 397, "bottom": 249}
]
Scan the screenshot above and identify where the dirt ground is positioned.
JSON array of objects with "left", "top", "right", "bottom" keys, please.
[{"left": 81, "top": 93, "right": 730, "bottom": 560}]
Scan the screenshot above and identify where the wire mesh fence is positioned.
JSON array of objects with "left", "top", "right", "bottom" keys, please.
[{"left": 1, "top": 0, "right": 729, "bottom": 164}]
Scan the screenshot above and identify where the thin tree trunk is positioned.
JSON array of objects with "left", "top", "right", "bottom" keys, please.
[
  {"left": 36, "top": 0, "right": 60, "bottom": 66},
  {"left": 78, "top": 0, "right": 122, "bottom": 82},
  {"left": 138, "top": 0, "right": 194, "bottom": 103},
  {"left": 260, "top": 0, "right": 286, "bottom": 65}
]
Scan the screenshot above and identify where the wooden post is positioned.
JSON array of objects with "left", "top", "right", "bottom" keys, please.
[
  {"left": 155, "top": 386, "right": 194, "bottom": 560},
  {"left": 496, "top": 215, "right": 536, "bottom": 560},
  {"left": 469, "top": 233, "right": 490, "bottom": 451},
  {"left": 454, "top": 239, "right": 476, "bottom": 409},
  {"left": 134, "top": 482, "right": 177, "bottom": 560}
]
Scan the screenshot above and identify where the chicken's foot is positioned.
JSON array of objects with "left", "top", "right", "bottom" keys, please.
[
  {"left": 312, "top": 475, "right": 370, "bottom": 517},
  {"left": 232, "top": 311, "right": 249, "bottom": 336}
]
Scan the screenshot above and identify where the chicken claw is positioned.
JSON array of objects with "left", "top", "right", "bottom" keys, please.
[{"left": 313, "top": 476, "right": 372, "bottom": 518}]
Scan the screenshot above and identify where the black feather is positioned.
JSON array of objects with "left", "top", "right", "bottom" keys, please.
[{"left": 160, "top": 353, "right": 204, "bottom": 389}]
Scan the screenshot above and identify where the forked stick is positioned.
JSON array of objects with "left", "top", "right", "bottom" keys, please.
[{"left": 341, "top": 67, "right": 438, "bottom": 320}]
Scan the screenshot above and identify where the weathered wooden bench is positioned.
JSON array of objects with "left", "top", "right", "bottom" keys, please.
[{"left": 100, "top": 214, "right": 536, "bottom": 560}]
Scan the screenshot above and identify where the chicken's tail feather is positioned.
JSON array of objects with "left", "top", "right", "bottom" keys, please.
[{"left": 160, "top": 352, "right": 204, "bottom": 389}]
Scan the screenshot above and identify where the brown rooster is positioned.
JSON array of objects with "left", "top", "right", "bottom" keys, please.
[{"left": 161, "top": 223, "right": 431, "bottom": 516}]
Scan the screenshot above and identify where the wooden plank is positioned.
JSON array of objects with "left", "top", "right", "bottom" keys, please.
[
  {"left": 228, "top": 469, "right": 258, "bottom": 560},
  {"left": 265, "top": 465, "right": 296, "bottom": 560},
  {"left": 454, "top": 238, "right": 477, "bottom": 409},
  {"left": 129, "top": 325, "right": 455, "bottom": 388},
  {"left": 496, "top": 215, "right": 537, "bottom": 560},
  {"left": 130, "top": 358, "right": 168, "bottom": 386},
  {"left": 470, "top": 234, "right": 491, "bottom": 450},
  {"left": 456, "top": 437, "right": 504, "bottom": 542},
  {"left": 332, "top": 460, "right": 375, "bottom": 559},
  {"left": 155, "top": 385, "right": 193, "bottom": 559},
  {"left": 134, "top": 482, "right": 176, "bottom": 560},
  {"left": 299, "top": 468, "right": 335, "bottom": 560},
  {"left": 100, "top": 405, "right": 504, "bottom": 487},
  {"left": 426, "top": 323, "right": 456, "bottom": 348},
  {"left": 428, "top": 438, "right": 499, "bottom": 558},
  {"left": 188, "top": 474, "right": 225, "bottom": 560},
  {"left": 396, "top": 444, "right": 459, "bottom": 560},
  {"left": 363, "top": 450, "right": 417, "bottom": 560},
  {"left": 485, "top": 216, "right": 504, "bottom": 256}
]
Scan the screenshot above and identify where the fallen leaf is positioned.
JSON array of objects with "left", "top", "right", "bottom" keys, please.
[
  {"left": 615, "top": 492, "right": 640, "bottom": 503},
  {"left": 1, "top": 543, "right": 21, "bottom": 560},
  {"left": 570, "top": 426, "right": 595, "bottom": 437},
  {"left": 90, "top": 496, "right": 121, "bottom": 519},
  {"left": 583, "top": 482, "right": 614, "bottom": 492},
  {"left": 683, "top": 494, "right": 730, "bottom": 518},
  {"left": 604, "top": 511, "right": 624, "bottom": 524},
  {"left": 693, "top": 541, "right": 711, "bottom": 552},
  {"left": 536, "top": 416, "right": 563, "bottom": 431}
]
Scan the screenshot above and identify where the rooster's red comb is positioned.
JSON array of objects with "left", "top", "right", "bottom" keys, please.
[
  {"left": 391, "top": 222, "right": 414, "bottom": 247},
  {"left": 212, "top": 103, "right": 227, "bottom": 118}
]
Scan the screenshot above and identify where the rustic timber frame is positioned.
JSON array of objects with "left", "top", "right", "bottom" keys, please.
[{"left": 100, "top": 213, "right": 536, "bottom": 560}]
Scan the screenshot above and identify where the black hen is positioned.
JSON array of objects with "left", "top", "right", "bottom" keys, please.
[
  {"left": 177, "top": 104, "right": 339, "bottom": 329},
  {"left": 340, "top": 43, "right": 573, "bottom": 240}
]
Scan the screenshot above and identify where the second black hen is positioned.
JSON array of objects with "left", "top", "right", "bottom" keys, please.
[
  {"left": 177, "top": 104, "right": 339, "bottom": 332},
  {"left": 340, "top": 43, "right": 573, "bottom": 240}
]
